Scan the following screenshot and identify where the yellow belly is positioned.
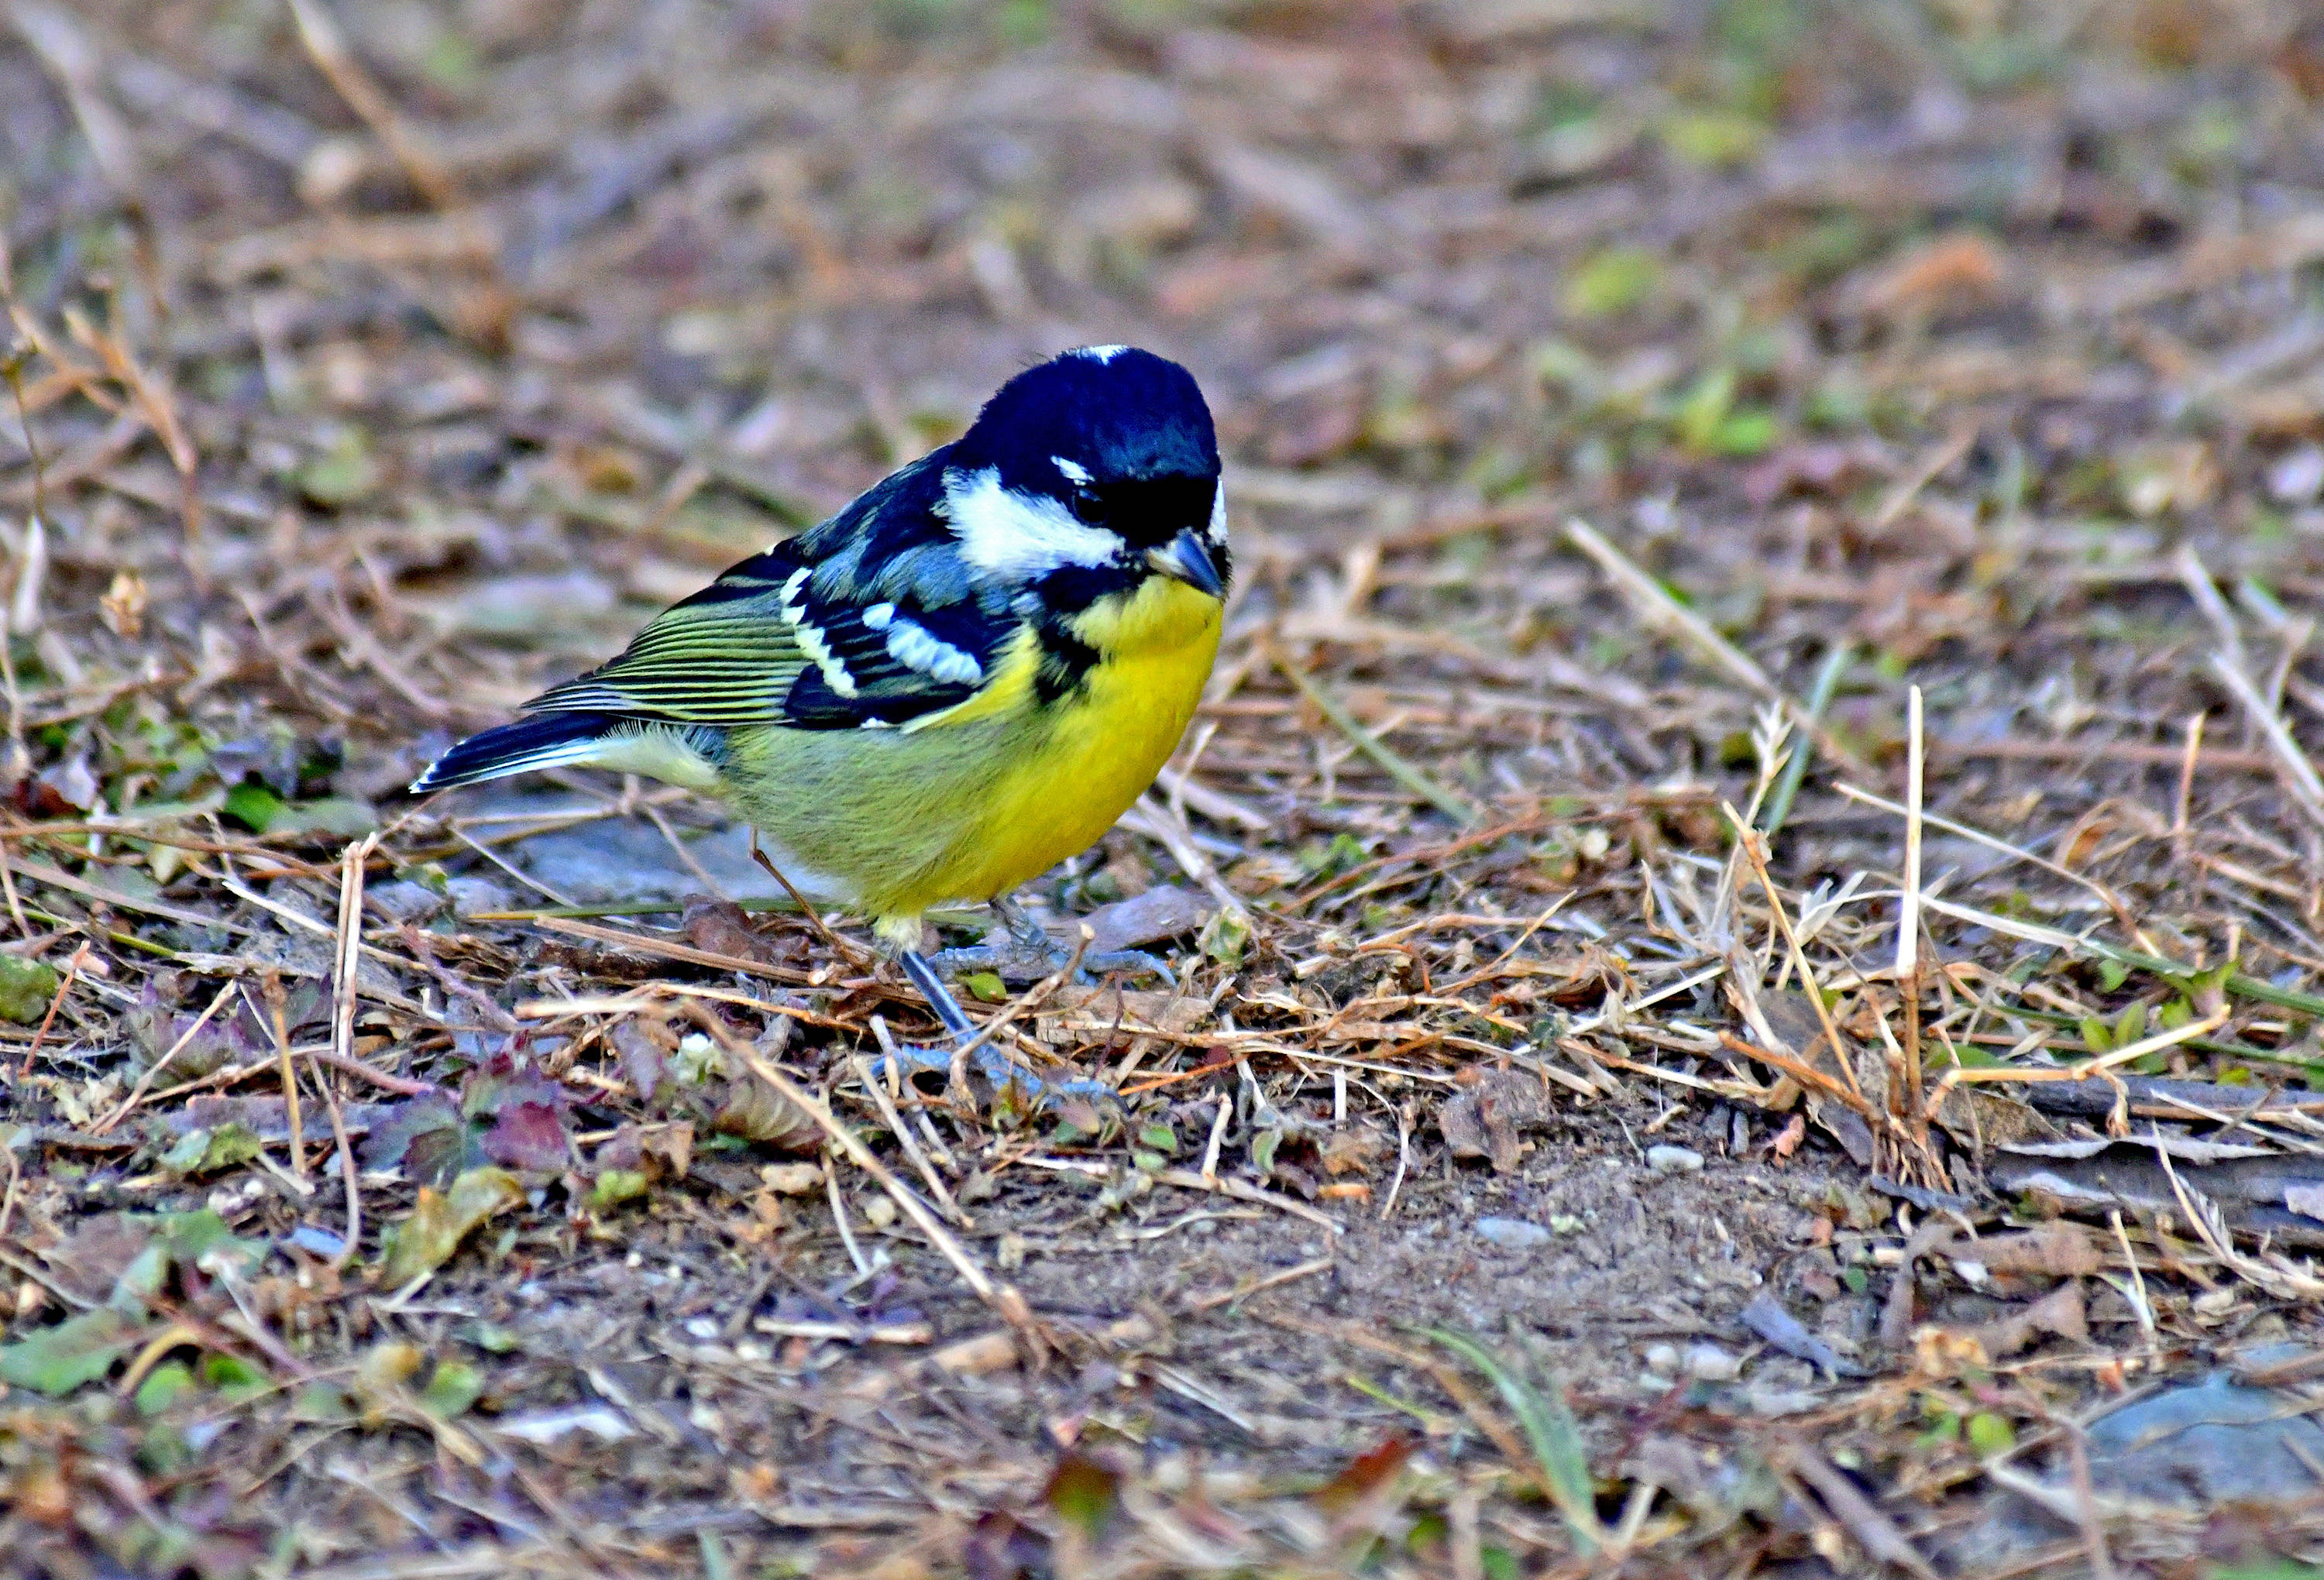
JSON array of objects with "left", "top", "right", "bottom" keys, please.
[{"left": 716, "top": 577, "right": 1221, "bottom": 941}]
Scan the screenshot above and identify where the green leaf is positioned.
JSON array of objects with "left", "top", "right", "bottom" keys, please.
[
  {"left": 0, "top": 954, "right": 58, "bottom": 1024},
  {"left": 135, "top": 1358, "right": 198, "bottom": 1416},
  {"left": 293, "top": 427, "right": 380, "bottom": 507},
  {"left": 2113, "top": 1000, "right": 2147, "bottom": 1049},
  {"left": 1676, "top": 368, "right": 1736, "bottom": 452},
  {"left": 0, "top": 1308, "right": 137, "bottom": 1395},
  {"left": 1043, "top": 1452, "right": 1120, "bottom": 1540},
  {"left": 378, "top": 1166, "right": 525, "bottom": 1287},
  {"left": 160, "top": 1122, "right": 263, "bottom": 1176},
  {"left": 201, "top": 1351, "right": 269, "bottom": 1399},
  {"left": 1709, "top": 408, "right": 1779, "bottom": 458},
  {"left": 962, "top": 971, "right": 1008, "bottom": 1004},
  {"left": 1660, "top": 109, "right": 1767, "bottom": 168},
  {"left": 159, "top": 1209, "right": 268, "bottom": 1280},
  {"left": 222, "top": 781, "right": 284, "bottom": 833},
  {"left": 420, "top": 1359, "right": 483, "bottom": 1418},
  {"left": 462, "top": 1321, "right": 520, "bottom": 1355},
  {"left": 1563, "top": 246, "right": 1662, "bottom": 319},
  {"left": 586, "top": 1168, "right": 651, "bottom": 1211},
  {"left": 1199, "top": 908, "right": 1250, "bottom": 967},
  {"left": 1137, "top": 1123, "right": 1178, "bottom": 1156},
  {"left": 1250, "top": 1127, "right": 1282, "bottom": 1176},
  {"left": 1425, "top": 1329, "right": 1601, "bottom": 1553},
  {"left": 2078, "top": 1015, "right": 2113, "bottom": 1054},
  {"left": 269, "top": 797, "right": 378, "bottom": 837},
  {"left": 2097, "top": 957, "right": 2130, "bottom": 991},
  {"left": 1966, "top": 1412, "right": 2016, "bottom": 1456}
]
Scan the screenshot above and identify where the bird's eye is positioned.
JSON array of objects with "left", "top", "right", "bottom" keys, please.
[{"left": 1068, "top": 485, "right": 1105, "bottom": 524}]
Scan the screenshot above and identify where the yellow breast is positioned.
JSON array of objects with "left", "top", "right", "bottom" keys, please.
[{"left": 905, "top": 576, "right": 1221, "bottom": 910}]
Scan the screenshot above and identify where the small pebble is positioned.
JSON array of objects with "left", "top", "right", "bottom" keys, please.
[
  {"left": 1684, "top": 1343, "right": 1741, "bottom": 1381},
  {"left": 1473, "top": 1215, "right": 1552, "bottom": 1249},
  {"left": 288, "top": 1225, "right": 346, "bottom": 1259},
  {"left": 1643, "top": 1343, "right": 1679, "bottom": 1376},
  {"left": 2268, "top": 445, "right": 2324, "bottom": 505},
  {"left": 1646, "top": 1144, "right": 1704, "bottom": 1175}
]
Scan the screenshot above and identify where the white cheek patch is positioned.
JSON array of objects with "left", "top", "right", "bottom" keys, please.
[
  {"left": 944, "top": 465, "right": 1119, "bottom": 581},
  {"left": 1207, "top": 480, "right": 1228, "bottom": 544}
]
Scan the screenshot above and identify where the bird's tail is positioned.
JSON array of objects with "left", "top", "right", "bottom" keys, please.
[{"left": 410, "top": 711, "right": 627, "bottom": 794}]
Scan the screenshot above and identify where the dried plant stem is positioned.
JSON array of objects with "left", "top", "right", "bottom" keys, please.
[
  {"left": 1920, "top": 1013, "right": 2226, "bottom": 1117},
  {"left": 1898, "top": 685, "right": 1927, "bottom": 1146},
  {"left": 259, "top": 973, "right": 306, "bottom": 1179},
  {"left": 94, "top": 978, "right": 237, "bottom": 1132},
  {"left": 303, "top": 1039, "right": 360, "bottom": 1271},
  {"left": 1758, "top": 641, "right": 1851, "bottom": 838},
  {"left": 1721, "top": 804, "right": 1865, "bottom": 1105},
  {"left": 284, "top": 0, "right": 459, "bottom": 210},
  {"left": 853, "top": 1032, "right": 969, "bottom": 1228},
  {"left": 704, "top": 1006, "right": 1037, "bottom": 1339},
  {"left": 1566, "top": 517, "right": 1866, "bottom": 776},
  {"left": 2208, "top": 653, "right": 2324, "bottom": 830},
  {"left": 1268, "top": 639, "right": 1480, "bottom": 825},
  {"left": 17, "top": 937, "right": 84, "bottom": 1079}
]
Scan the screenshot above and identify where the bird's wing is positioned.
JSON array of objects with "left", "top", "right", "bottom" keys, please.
[{"left": 524, "top": 453, "right": 1023, "bottom": 730}]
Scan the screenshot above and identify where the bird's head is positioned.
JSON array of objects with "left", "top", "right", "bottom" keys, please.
[{"left": 941, "top": 345, "right": 1229, "bottom": 608}]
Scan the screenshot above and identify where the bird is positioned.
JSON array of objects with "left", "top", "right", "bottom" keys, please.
[{"left": 411, "top": 345, "right": 1229, "bottom": 1051}]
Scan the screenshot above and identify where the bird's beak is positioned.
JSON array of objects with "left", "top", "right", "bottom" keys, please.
[{"left": 1148, "top": 528, "right": 1225, "bottom": 599}]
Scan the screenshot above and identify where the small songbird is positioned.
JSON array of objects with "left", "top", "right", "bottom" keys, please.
[{"left": 412, "top": 346, "right": 1229, "bottom": 1042}]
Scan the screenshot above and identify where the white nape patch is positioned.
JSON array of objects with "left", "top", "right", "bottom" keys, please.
[
  {"left": 944, "top": 465, "right": 1120, "bottom": 580},
  {"left": 882, "top": 617, "right": 984, "bottom": 686},
  {"left": 861, "top": 602, "right": 896, "bottom": 631},
  {"left": 1206, "top": 479, "right": 1228, "bottom": 544},
  {"left": 1053, "top": 455, "right": 1092, "bottom": 485},
  {"left": 1073, "top": 344, "right": 1128, "bottom": 362}
]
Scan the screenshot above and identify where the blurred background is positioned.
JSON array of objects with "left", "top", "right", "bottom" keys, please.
[
  {"left": 5, "top": 0, "right": 2320, "bottom": 775},
  {"left": 10, "top": 3, "right": 2324, "bottom": 1575}
]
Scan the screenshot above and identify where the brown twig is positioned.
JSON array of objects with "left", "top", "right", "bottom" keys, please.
[{"left": 689, "top": 1003, "right": 1041, "bottom": 1348}]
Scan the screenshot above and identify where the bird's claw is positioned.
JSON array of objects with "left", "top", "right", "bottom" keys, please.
[
  {"left": 868, "top": 1038, "right": 1114, "bottom": 1111},
  {"left": 928, "top": 940, "right": 1175, "bottom": 989}
]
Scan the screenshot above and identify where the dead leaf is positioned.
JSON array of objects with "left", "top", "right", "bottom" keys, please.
[
  {"left": 1855, "top": 231, "right": 2006, "bottom": 316},
  {"left": 1079, "top": 885, "right": 1213, "bottom": 954},
  {"left": 1970, "top": 1224, "right": 2102, "bottom": 1279},
  {"left": 377, "top": 1166, "right": 524, "bottom": 1287},
  {"left": 1951, "top": 1281, "right": 2089, "bottom": 1358},
  {"left": 1440, "top": 1069, "right": 1554, "bottom": 1173}
]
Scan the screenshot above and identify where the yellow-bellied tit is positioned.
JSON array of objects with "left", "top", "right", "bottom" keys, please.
[{"left": 412, "top": 345, "right": 1229, "bottom": 1050}]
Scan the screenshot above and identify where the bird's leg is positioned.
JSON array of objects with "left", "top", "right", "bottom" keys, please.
[
  {"left": 928, "top": 892, "right": 1177, "bottom": 988},
  {"left": 896, "top": 949, "right": 978, "bottom": 1041},
  {"left": 877, "top": 943, "right": 1114, "bottom": 1109}
]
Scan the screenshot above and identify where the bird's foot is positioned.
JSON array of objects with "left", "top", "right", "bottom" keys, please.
[
  {"left": 868, "top": 1036, "right": 1113, "bottom": 1110},
  {"left": 876, "top": 947, "right": 1115, "bottom": 1111},
  {"left": 926, "top": 939, "right": 1175, "bottom": 988},
  {"left": 930, "top": 896, "right": 1176, "bottom": 988}
]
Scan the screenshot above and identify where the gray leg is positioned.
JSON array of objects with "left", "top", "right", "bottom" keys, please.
[
  {"left": 899, "top": 950, "right": 977, "bottom": 1039},
  {"left": 873, "top": 940, "right": 1119, "bottom": 1108}
]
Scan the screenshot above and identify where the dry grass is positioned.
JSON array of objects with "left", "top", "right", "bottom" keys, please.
[{"left": 6, "top": 1, "right": 2324, "bottom": 1575}]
